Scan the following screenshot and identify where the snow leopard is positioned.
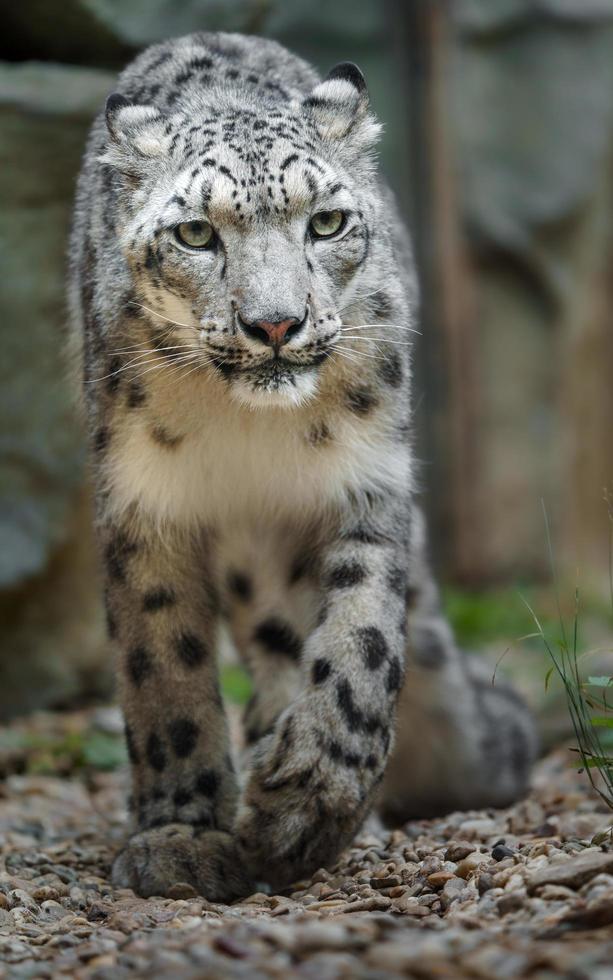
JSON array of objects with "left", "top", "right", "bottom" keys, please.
[{"left": 68, "top": 31, "right": 537, "bottom": 900}]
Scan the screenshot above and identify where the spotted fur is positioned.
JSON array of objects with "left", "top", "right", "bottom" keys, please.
[{"left": 68, "top": 32, "right": 537, "bottom": 900}]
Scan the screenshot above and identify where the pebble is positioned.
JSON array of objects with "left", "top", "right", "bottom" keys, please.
[
  {"left": 527, "top": 849, "right": 613, "bottom": 893},
  {"left": 1, "top": 708, "right": 613, "bottom": 977},
  {"left": 455, "top": 852, "right": 491, "bottom": 879},
  {"left": 427, "top": 871, "right": 457, "bottom": 889}
]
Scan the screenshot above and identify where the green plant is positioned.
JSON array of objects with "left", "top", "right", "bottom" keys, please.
[{"left": 524, "top": 500, "right": 613, "bottom": 812}]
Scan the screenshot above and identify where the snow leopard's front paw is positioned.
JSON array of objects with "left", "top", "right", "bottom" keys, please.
[
  {"left": 236, "top": 701, "right": 381, "bottom": 889},
  {"left": 112, "top": 824, "right": 253, "bottom": 901}
]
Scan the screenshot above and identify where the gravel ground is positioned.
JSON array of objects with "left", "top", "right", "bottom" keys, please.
[{"left": 1, "top": 708, "right": 613, "bottom": 979}]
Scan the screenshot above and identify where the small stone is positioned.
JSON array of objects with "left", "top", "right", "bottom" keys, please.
[
  {"left": 427, "top": 871, "right": 456, "bottom": 889},
  {"left": 477, "top": 873, "right": 495, "bottom": 895},
  {"left": 444, "top": 841, "right": 475, "bottom": 863},
  {"left": 440, "top": 877, "right": 466, "bottom": 910},
  {"left": 538, "top": 884, "right": 577, "bottom": 901},
  {"left": 497, "top": 889, "right": 527, "bottom": 915},
  {"left": 40, "top": 899, "right": 68, "bottom": 920},
  {"left": 32, "top": 886, "right": 60, "bottom": 902},
  {"left": 8, "top": 889, "right": 38, "bottom": 912},
  {"left": 167, "top": 882, "right": 199, "bottom": 900},
  {"left": 455, "top": 852, "right": 491, "bottom": 879},
  {"left": 491, "top": 844, "right": 515, "bottom": 861},
  {"left": 293, "top": 922, "right": 354, "bottom": 953},
  {"left": 370, "top": 875, "right": 401, "bottom": 890},
  {"left": 527, "top": 849, "right": 613, "bottom": 893},
  {"left": 458, "top": 818, "right": 499, "bottom": 839},
  {"left": 242, "top": 892, "right": 271, "bottom": 905}
]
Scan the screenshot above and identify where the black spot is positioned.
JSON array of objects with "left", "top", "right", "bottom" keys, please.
[
  {"left": 326, "top": 560, "right": 366, "bottom": 589},
  {"left": 146, "top": 732, "right": 166, "bottom": 772},
  {"left": 386, "top": 657, "right": 404, "bottom": 692},
  {"left": 327, "top": 740, "right": 361, "bottom": 768},
  {"left": 125, "top": 725, "right": 139, "bottom": 764},
  {"left": 280, "top": 152, "right": 299, "bottom": 171},
  {"left": 365, "top": 753, "right": 378, "bottom": 770},
  {"left": 173, "top": 788, "right": 194, "bottom": 808},
  {"left": 379, "top": 350, "right": 403, "bottom": 388},
  {"left": 336, "top": 678, "right": 380, "bottom": 734},
  {"left": 105, "top": 532, "right": 137, "bottom": 583},
  {"left": 227, "top": 570, "right": 252, "bottom": 602},
  {"left": 176, "top": 632, "right": 207, "bottom": 668},
  {"left": 195, "top": 769, "right": 219, "bottom": 797},
  {"left": 94, "top": 427, "right": 109, "bottom": 454},
  {"left": 151, "top": 424, "right": 183, "bottom": 448},
  {"left": 127, "top": 380, "right": 146, "bottom": 408},
  {"left": 372, "top": 291, "right": 393, "bottom": 320},
  {"left": 127, "top": 645, "right": 153, "bottom": 687},
  {"left": 143, "top": 587, "right": 176, "bottom": 612},
  {"left": 312, "top": 657, "right": 331, "bottom": 684},
  {"left": 107, "top": 356, "right": 122, "bottom": 394},
  {"left": 345, "top": 386, "right": 378, "bottom": 416},
  {"left": 216, "top": 361, "right": 237, "bottom": 380},
  {"left": 356, "top": 626, "right": 388, "bottom": 670},
  {"left": 254, "top": 618, "right": 302, "bottom": 660},
  {"left": 168, "top": 718, "right": 199, "bottom": 758},
  {"left": 218, "top": 164, "right": 237, "bottom": 184},
  {"left": 307, "top": 421, "right": 332, "bottom": 447},
  {"left": 342, "top": 523, "right": 389, "bottom": 546},
  {"left": 317, "top": 599, "right": 329, "bottom": 626},
  {"left": 192, "top": 815, "right": 213, "bottom": 833}
]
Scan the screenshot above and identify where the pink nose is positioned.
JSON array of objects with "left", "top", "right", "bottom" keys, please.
[
  {"left": 238, "top": 314, "right": 304, "bottom": 348},
  {"left": 256, "top": 318, "right": 296, "bottom": 344}
]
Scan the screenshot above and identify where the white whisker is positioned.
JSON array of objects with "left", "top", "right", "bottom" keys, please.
[
  {"left": 86, "top": 348, "right": 203, "bottom": 384},
  {"left": 336, "top": 287, "right": 387, "bottom": 313},
  {"left": 330, "top": 344, "right": 385, "bottom": 361},
  {"left": 329, "top": 348, "right": 362, "bottom": 366},
  {"left": 129, "top": 301, "right": 197, "bottom": 331},
  {"left": 341, "top": 323, "right": 421, "bottom": 335},
  {"left": 340, "top": 335, "right": 412, "bottom": 346}
]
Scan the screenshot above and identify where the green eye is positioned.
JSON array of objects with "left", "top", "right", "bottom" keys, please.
[
  {"left": 310, "top": 210, "right": 345, "bottom": 238},
  {"left": 175, "top": 220, "right": 215, "bottom": 249}
]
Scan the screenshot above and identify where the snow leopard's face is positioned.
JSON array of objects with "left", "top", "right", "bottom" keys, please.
[{"left": 104, "top": 65, "right": 381, "bottom": 407}]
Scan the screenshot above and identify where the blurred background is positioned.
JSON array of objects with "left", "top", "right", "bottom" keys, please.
[{"left": 1, "top": 1, "right": 612, "bottom": 754}]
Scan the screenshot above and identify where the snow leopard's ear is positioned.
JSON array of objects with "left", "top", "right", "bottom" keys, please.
[
  {"left": 304, "top": 63, "right": 381, "bottom": 148},
  {"left": 100, "top": 93, "right": 170, "bottom": 174}
]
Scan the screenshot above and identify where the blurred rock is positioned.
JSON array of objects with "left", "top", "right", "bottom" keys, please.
[
  {"left": 2, "top": 1, "right": 132, "bottom": 68},
  {"left": 0, "top": 63, "right": 114, "bottom": 717}
]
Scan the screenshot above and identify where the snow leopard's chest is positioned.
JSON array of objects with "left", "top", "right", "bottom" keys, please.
[{"left": 103, "top": 387, "right": 410, "bottom": 530}]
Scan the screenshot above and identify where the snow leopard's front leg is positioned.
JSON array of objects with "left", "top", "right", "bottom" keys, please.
[
  {"left": 105, "top": 515, "right": 253, "bottom": 901},
  {"left": 236, "top": 497, "right": 411, "bottom": 889}
]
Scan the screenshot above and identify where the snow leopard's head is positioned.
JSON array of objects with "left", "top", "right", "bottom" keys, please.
[{"left": 102, "top": 59, "right": 385, "bottom": 408}]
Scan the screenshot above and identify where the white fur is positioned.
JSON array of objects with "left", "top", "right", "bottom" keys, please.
[{"left": 103, "top": 376, "right": 412, "bottom": 531}]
